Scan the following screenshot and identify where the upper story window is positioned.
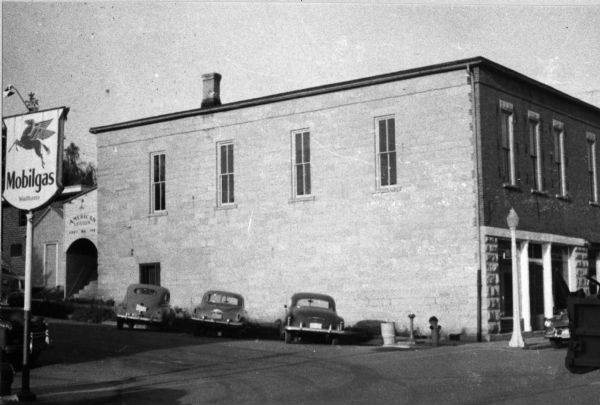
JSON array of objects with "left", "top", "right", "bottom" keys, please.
[
  {"left": 217, "top": 141, "right": 235, "bottom": 206},
  {"left": 150, "top": 152, "right": 166, "bottom": 213},
  {"left": 528, "top": 111, "right": 543, "bottom": 192},
  {"left": 499, "top": 100, "right": 516, "bottom": 186},
  {"left": 588, "top": 132, "right": 598, "bottom": 204},
  {"left": 553, "top": 120, "right": 567, "bottom": 198},
  {"left": 18, "top": 210, "right": 27, "bottom": 226},
  {"left": 292, "top": 130, "right": 311, "bottom": 198},
  {"left": 375, "top": 116, "right": 397, "bottom": 189}
]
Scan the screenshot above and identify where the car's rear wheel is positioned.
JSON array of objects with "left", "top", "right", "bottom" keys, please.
[{"left": 128, "top": 321, "right": 134, "bottom": 329}]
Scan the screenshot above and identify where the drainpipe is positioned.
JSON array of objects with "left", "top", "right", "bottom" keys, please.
[{"left": 468, "top": 64, "right": 483, "bottom": 342}]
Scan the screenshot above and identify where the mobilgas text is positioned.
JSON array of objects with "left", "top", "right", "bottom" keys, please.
[{"left": 5, "top": 168, "right": 55, "bottom": 193}]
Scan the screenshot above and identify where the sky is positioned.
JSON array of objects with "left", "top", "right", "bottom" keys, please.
[{"left": 2, "top": 1, "right": 600, "bottom": 164}]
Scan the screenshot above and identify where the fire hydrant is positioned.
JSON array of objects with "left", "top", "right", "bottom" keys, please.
[
  {"left": 429, "top": 316, "right": 441, "bottom": 347},
  {"left": 408, "top": 314, "right": 416, "bottom": 343}
]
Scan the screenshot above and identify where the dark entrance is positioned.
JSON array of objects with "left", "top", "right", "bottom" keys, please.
[
  {"left": 529, "top": 263, "right": 545, "bottom": 330},
  {"left": 66, "top": 238, "right": 98, "bottom": 297}
]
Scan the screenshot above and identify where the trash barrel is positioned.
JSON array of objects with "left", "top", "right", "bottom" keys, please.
[
  {"left": 381, "top": 322, "right": 395, "bottom": 346},
  {"left": 565, "top": 295, "right": 600, "bottom": 373}
]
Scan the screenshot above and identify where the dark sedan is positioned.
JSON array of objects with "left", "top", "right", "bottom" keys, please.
[
  {"left": 115, "top": 284, "right": 175, "bottom": 330},
  {"left": 279, "top": 292, "right": 351, "bottom": 345},
  {"left": 191, "top": 290, "right": 249, "bottom": 337}
]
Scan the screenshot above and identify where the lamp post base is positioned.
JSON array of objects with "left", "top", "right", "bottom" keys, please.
[{"left": 509, "top": 330, "right": 525, "bottom": 348}]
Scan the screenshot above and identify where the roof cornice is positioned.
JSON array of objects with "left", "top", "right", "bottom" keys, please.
[{"left": 89, "top": 57, "right": 600, "bottom": 134}]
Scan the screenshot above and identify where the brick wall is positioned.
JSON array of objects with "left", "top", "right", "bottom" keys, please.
[
  {"left": 476, "top": 67, "right": 600, "bottom": 241},
  {"left": 1, "top": 205, "right": 27, "bottom": 273},
  {"left": 96, "top": 70, "right": 481, "bottom": 335}
]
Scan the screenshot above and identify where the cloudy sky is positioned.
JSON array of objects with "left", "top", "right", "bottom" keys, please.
[{"left": 2, "top": 1, "right": 600, "bottom": 163}]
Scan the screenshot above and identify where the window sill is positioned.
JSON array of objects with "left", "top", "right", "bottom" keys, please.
[
  {"left": 502, "top": 183, "right": 522, "bottom": 192},
  {"left": 590, "top": 201, "right": 600, "bottom": 208},
  {"left": 148, "top": 211, "right": 168, "bottom": 218},
  {"left": 374, "top": 186, "right": 402, "bottom": 195},
  {"left": 215, "top": 203, "right": 238, "bottom": 211},
  {"left": 530, "top": 189, "right": 549, "bottom": 197},
  {"left": 289, "top": 195, "right": 315, "bottom": 204},
  {"left": 556, "top": 194, "right": 572, "bottom": 202}
]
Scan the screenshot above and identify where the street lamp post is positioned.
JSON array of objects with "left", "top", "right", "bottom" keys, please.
[{"left": 507, "top": 208, "right": 524, "bottom": 348}]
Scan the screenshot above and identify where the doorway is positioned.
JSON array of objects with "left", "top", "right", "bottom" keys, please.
[
  {"left": 66, "top": 238, "right": 98, "bottom": 297},
  {"left": 529, "top": 263, "right": 545, "bottom": 330}
]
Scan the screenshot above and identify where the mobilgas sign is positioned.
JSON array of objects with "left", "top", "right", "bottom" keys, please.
[{"left": 3, "top": 107, "right": 69, "bottom": 210}]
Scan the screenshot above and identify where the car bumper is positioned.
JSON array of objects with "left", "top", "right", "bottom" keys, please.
[
  {"left": 284, "top": 326, "right": 351, "bottom": 336},
  {"left": 191, "top": 317, "right": 246, "bottom": 328},
  {"left": 544, "top": 327, "right": 570, "bottom": 340},
  {"left": 117, "top": 314, "right": 163, "bottom": 324}
]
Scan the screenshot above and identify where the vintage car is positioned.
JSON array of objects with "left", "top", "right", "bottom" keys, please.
[
  {"left": 278, "top": 292, "right": 350, "bottom": 345},
  {"left": 115, "top": 284, "right": 176, "bottom": 330},
  {"left": 544, "top": 309, "right": 570, "bottom": 348},
  {"left": 545, "top": 275, "right": 600, "bottom": 349},
  {"left": 0, "top": 306, "right": 51, "bottom": 369},
  {"left": 191, "top": 290, "right": 248, "bottom": 336}
]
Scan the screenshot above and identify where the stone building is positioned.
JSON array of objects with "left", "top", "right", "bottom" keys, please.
[{"left": 90, "top": 57, "right": 600, "bottom": 339}]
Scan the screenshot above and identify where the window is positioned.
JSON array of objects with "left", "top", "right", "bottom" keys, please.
[
  {"left": 588, "top": 132, "right": 598, "bottom": 203},
  {"left": 528, "top": 112, "right": 543, "bottom": 191},
  {"left": 10, "top": 244, "right": 22, "bottom": 257},
  {"left": 553, "top": 120, "right": 567, "bottom": 197},
  {"left": 217, "top": 141, "right": 234, "bottom": 205},
  {"left": 376, "top": 116, "right": 397, "bottom": 188},
  {"left": 139, "top": 263, "right": 160, "bottom": 286},
  {"left": 499, "top": 101, "right": 516, "bottom": 186},
  {"left": 18, "top": 210, "right": 27, "bottom": 226},
  {"left": 150, "top": 152, "right": 166, "bottom": 213},
  {"left": 292, "top": 130, "right": 311, "bottom": 197}
]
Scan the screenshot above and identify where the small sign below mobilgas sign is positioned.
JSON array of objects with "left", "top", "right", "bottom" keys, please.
[{"left": 3, "top": 107, "right": 68, "bottom": 210}]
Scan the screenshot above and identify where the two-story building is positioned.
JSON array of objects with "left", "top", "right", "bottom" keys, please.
[
  {"left": 90, "top": 57, "right": 600, "bottom": 339},
  {"left": 1, "top": 186, "right": 98, "bottom": 299}
]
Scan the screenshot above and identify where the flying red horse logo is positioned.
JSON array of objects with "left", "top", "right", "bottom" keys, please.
[{"left": 8, "top": 118, "right": 55, "bottom": 168}]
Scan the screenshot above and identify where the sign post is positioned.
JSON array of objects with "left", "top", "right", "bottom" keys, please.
[{"left": 2, "top": 107, "right": 68, "bottom": 402}]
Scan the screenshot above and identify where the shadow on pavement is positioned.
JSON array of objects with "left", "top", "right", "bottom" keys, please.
[
  {"left": 36, "top": 320, "right": 241, "bottom": 368},
  {"left": 37, "top": 387, "right": 188, "bottom": 405}
]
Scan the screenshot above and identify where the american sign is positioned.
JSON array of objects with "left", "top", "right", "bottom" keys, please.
[{"left": 3, "top": 107, "right": 69, "bottom": 210}]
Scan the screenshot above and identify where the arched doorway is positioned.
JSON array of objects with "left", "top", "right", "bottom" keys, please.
[{"left": 66, "top": 238, "right": 98, "bottom": 298}]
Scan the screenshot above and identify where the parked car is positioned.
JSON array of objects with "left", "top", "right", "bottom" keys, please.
[
  {"left": 544, "top": 309, "right": 570, "bottom": 348},
  {"left": 278, "top": 292, "right": 351, "bottom": 345},
  {"left": 1, "top": 269, "right": 24, "bottom": 305},
  {"left": 115, "top": 284, "right": 176, "bottom": 330},
  {"left": 0, "top": 305, "right": 50, "bottom": 369},
  {"left": 544, "top": 274, "right": 600, "bottom": 348},
  {"left": 191, "top": 290, "right": 248, "bottom": 336}
]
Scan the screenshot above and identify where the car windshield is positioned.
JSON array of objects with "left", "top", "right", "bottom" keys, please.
[
  {"left": 207, "top": 293, "right": 239, "bottom": 306},
  {"left": 295, "top": 298, "right": 332, "bottom": 309},
  {"left": 133, "top": 287, "right": 157, "bottom": 296}
]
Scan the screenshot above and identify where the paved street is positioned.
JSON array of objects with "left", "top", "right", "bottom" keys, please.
[{"left": 4, "top": 320, "right": 600, "bottom": 404}]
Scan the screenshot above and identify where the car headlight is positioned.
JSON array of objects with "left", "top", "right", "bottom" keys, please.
[{"left": 544, "top": 320, "right": 552, "bottom": 328}]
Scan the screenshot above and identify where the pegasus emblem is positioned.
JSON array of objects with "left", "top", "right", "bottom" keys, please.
[{"left": 8, "top": 118, "right": 55, "bottom": 168}]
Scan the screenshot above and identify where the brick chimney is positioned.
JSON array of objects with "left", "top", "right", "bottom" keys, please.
[{"left": 201, "top": 73, "right": 222, "bottom": 108}]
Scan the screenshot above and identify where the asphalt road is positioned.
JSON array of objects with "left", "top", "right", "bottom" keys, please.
[{"left": 5, "top": 320, "right": 600, "bottom": 404}]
